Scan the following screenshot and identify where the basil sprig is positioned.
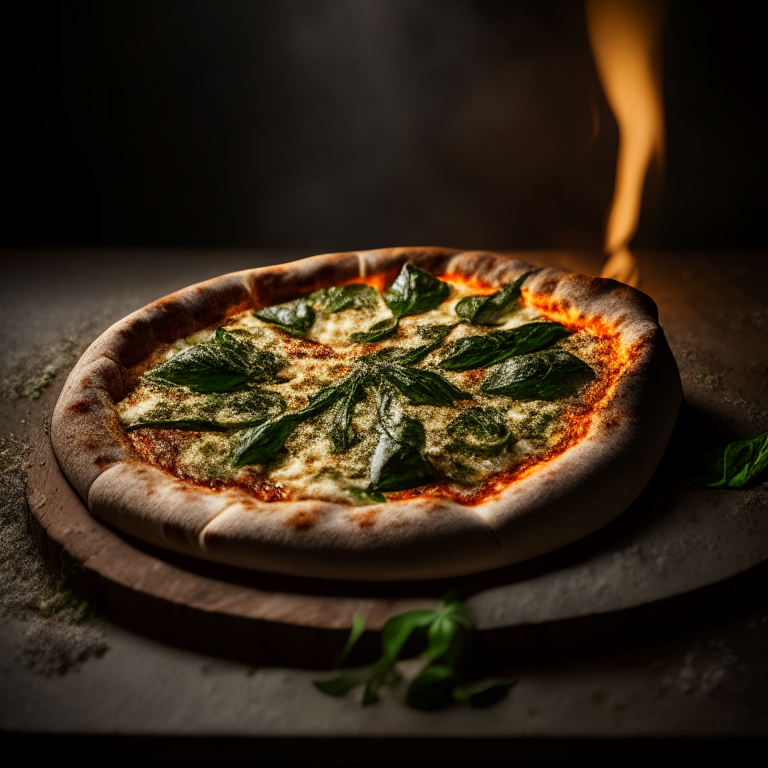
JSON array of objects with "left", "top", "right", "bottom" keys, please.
[
  {"left": 384, "top": 263, "right": 450, "bottom": 317},
  {"left": 455, "top": 271, "right": 534, "bottom": 325},
  {"left": 350, "top": 316, "right": 399, "bottom": 344},
  {"left": 689, "top": 431, "right": 768, "bottom": 489},
  {"left": 440, "top": 322, "right": 570, "bottom": 371},
  {"left": 446, "top": 407, "right": 513, "bottom": 457},
  {"left": 480, "top": 349, "right": 595, "bottom": 400},
  {"left": 310, "top": 284, "right": 378, "bottom": 313},
  {"left": 145, "top": 327, "right": 284, "bottom": 393},
  {"left": 313, "top": 593, "right": 516, "bottom": 710},
  {"left": 254, "top": 297, "right": 315, "bottom": 337}
]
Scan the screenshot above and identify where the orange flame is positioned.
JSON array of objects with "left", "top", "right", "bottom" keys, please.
[{"left": 585, "top": 0, "right": 665, "bottom": 287}]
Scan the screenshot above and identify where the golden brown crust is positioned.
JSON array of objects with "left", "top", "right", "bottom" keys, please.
[{"left": 51, "top": 248, "right": 681, "bottom": 580}]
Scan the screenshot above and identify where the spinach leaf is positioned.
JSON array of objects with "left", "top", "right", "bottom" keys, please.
[
  {"left": 368, "top": 396, "right": 434, "bottom": 494},
  {"left": 229, "top": 376, "right": 357, "bottom": 466},
  {"left": 328, "top": 376, "right": 363, "bottom": 452},
  {"left": 446, "top": 407, "right": 513, "bottom": 457},
  {"left": 689, "top": 431, "right": 768, "bottom": 489},
  {"left": 310, "top": 284, "right": 378, "bottom": 313},
  {"left": 480, "top": 349, "right": 595, "bottom": 400},
  {"left": 254, "top": 297, "right": 315, "bottom": 336},
  {"left": 231, "top": 413, "right": 303, "bottom": 467},
  {"left": 350, "top": 316, "right": 399, "bottom": 344},
  {"left": 440, "top": 322, "right": 570, "bottom": 371},
  {"left": 397, "top": 324, "right": 456, "bottom": 365},
  {"left": 454, "top": 271, "right": 534, "bottom": 325},
  {"left": 384, "top": 263, "right": 450, "bottom": 317},
  {"left": 145, "top": 328, "right": 283, "bottom": 392},
  {"left": 380, "top": 363, "right": 468, "bottom": 406},
  {"left": 453, "top": 678, "right": 517, "bottom": 708}
]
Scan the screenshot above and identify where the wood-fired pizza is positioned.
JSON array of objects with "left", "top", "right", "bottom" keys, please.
[{"left": 51, "top": 248, "right": 681, "bottom": 580}]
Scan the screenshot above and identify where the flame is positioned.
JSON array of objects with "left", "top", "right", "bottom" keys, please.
[
  {"left": 437, "top": 272, "right": 498, "bottom": 295},
  {"left": 585, "top": 0, "right": 665, "bottom": 287}
]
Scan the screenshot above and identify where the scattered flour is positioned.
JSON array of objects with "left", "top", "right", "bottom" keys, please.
[{"left": 0, "top": 343, "right": 109, "bottom": 676}]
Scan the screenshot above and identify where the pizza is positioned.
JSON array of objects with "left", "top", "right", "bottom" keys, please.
[{"left": 51, "top": 247, "right": 681, "bottom": 580}]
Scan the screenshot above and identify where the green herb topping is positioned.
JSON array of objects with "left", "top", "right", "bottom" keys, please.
[
  {"left": 454, "top": 271, "right": 534, "bottom": 325},
  {"left": 253, "top": 297, "right": 315, "bottom": 336},
  {"left": 384, "top": 263, "right": 451, "bottom": 317},
  {"left": 310, "top": 284, "right": 379, "bottom": 313},
  {"left": 480, "top": 349, "right": 595, "bottom": 400},
  {"left": 145, "top": 327, "right": 284, "bottom": 393},
  {"left": 440, "top": 322, "right": 570, "bottom": 371}
]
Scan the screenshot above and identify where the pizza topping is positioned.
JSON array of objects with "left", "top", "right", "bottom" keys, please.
[
  {"left": 253, "top": 297, "right": 315, "bottom": 337},
  {"left": 309, "top": 283, "right": 378, "bottom": 313},
  {"left": 145, "top": 327, "right": 284, "bottom": 392},
  {"left": 124, "top": 388, "right": 285, "bottom": 432},
  {"left": 384, "top": 263, "right": 451, "bottom": 317},
  {"left": 480, "top": 349, "right": 596, "bottom": 400},
  {"left": 350, "top": 316, "right": 400, "bottom": 344},
  {"left": 439, "top": 322, "right": 571, "bottom": 371},
  {"left": 120, "top": 266, "right": 619, "bottom": 505},
  {"left": 454, "top": 271, "right": 534, "bottom": 325},
  {"left": 445, "top": 407, "right": 513, "bottom": 458},
  {"left": 367, "top": 392, "right": 435, "bottom": 495}
]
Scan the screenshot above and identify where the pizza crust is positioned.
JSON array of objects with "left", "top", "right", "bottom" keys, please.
[{"left": 51, "top": 248, "right": 681, "bottom": 580}]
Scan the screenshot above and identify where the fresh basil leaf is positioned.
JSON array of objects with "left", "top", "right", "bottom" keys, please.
[
  {"left": 145, "top": 343, "right": 249, "bottom": 393},
  {"left": 350, "top": 316, "right": 399, "bottom": 344},
  {"left": 362, "top": 608, "right": 437, "bottom": 705},
  {"left": 231, "top": 413, "right": 303, "bottom": 466},
  {"left": 384, "top": 263, "right": 450, "bottom": 317},
  {"left": 313, "top": 674, "right": 364, "bottom": 697},
  {"left": 453, "top": 678, "right": 517, "bottom": 707},
  {"left": 368, "top": 435, "right": 434, "bottom": 494},
  {"left": 406, "top": 664, "right": 463, "bottom": 711},
  {"left": 380, "top": 364, "right": 468, "bottom": 406},
  {"left": 310, "top": 284, "right": 378, "bottom": 313},
  {"left": 446, "top": 407, "right": 513, "bottom": 457},
  {"left": 454, "top": 271, "right": 534, "bottom": 325},
  {"left": 214, "top": 328, "right": 284, "bottom": 383},
  {"left": 397, "top": 324, "right": 456, "bottom": 365},
  {"left": 439, "top": 322, "right": 570, "bottom": 371},
  {"left": 480, "top": 349, "right": 595, "bottom": 400},
  {"left": 689, "top": 431, "right": 768, "bottom": 489},
  {"left": 335, "top": 614, "right": 367, "bottom": 668},
  {"left": 254, "top": 298, "right": 315, "bottom": 336},
  {"left": 328, "top": 377, "right": 363, "bottom": 452},
  {"left": 367, "top": 395, "right": 435, "bottom": 493},
  {"left": 145, "top": 328, "right": 283, "bottom": 392}
]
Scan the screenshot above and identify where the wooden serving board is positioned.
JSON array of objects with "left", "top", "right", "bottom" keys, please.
[
  {"left": 26, "top": 374, "right": 768, "bottom": 670},
  {"left": 25, "top": 250, "right": 768, "bottom": 668}
]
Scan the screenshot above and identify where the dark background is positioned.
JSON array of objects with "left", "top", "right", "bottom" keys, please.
[{"left": 3, "top": 0, "right": 766, "bottom": 252}]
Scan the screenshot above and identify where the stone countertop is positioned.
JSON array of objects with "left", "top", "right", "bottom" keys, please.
[{"left": 1, "top": 248, "right": 766, "bottom": 760}]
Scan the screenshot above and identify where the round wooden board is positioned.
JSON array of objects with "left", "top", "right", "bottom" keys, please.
[{"left": 27, "top": 376, "right": 768, "bottom": 669}]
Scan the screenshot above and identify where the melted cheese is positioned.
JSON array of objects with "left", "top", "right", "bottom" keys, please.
[{"left": 118, "top": 279, "right": 612, "bottom": 505}]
